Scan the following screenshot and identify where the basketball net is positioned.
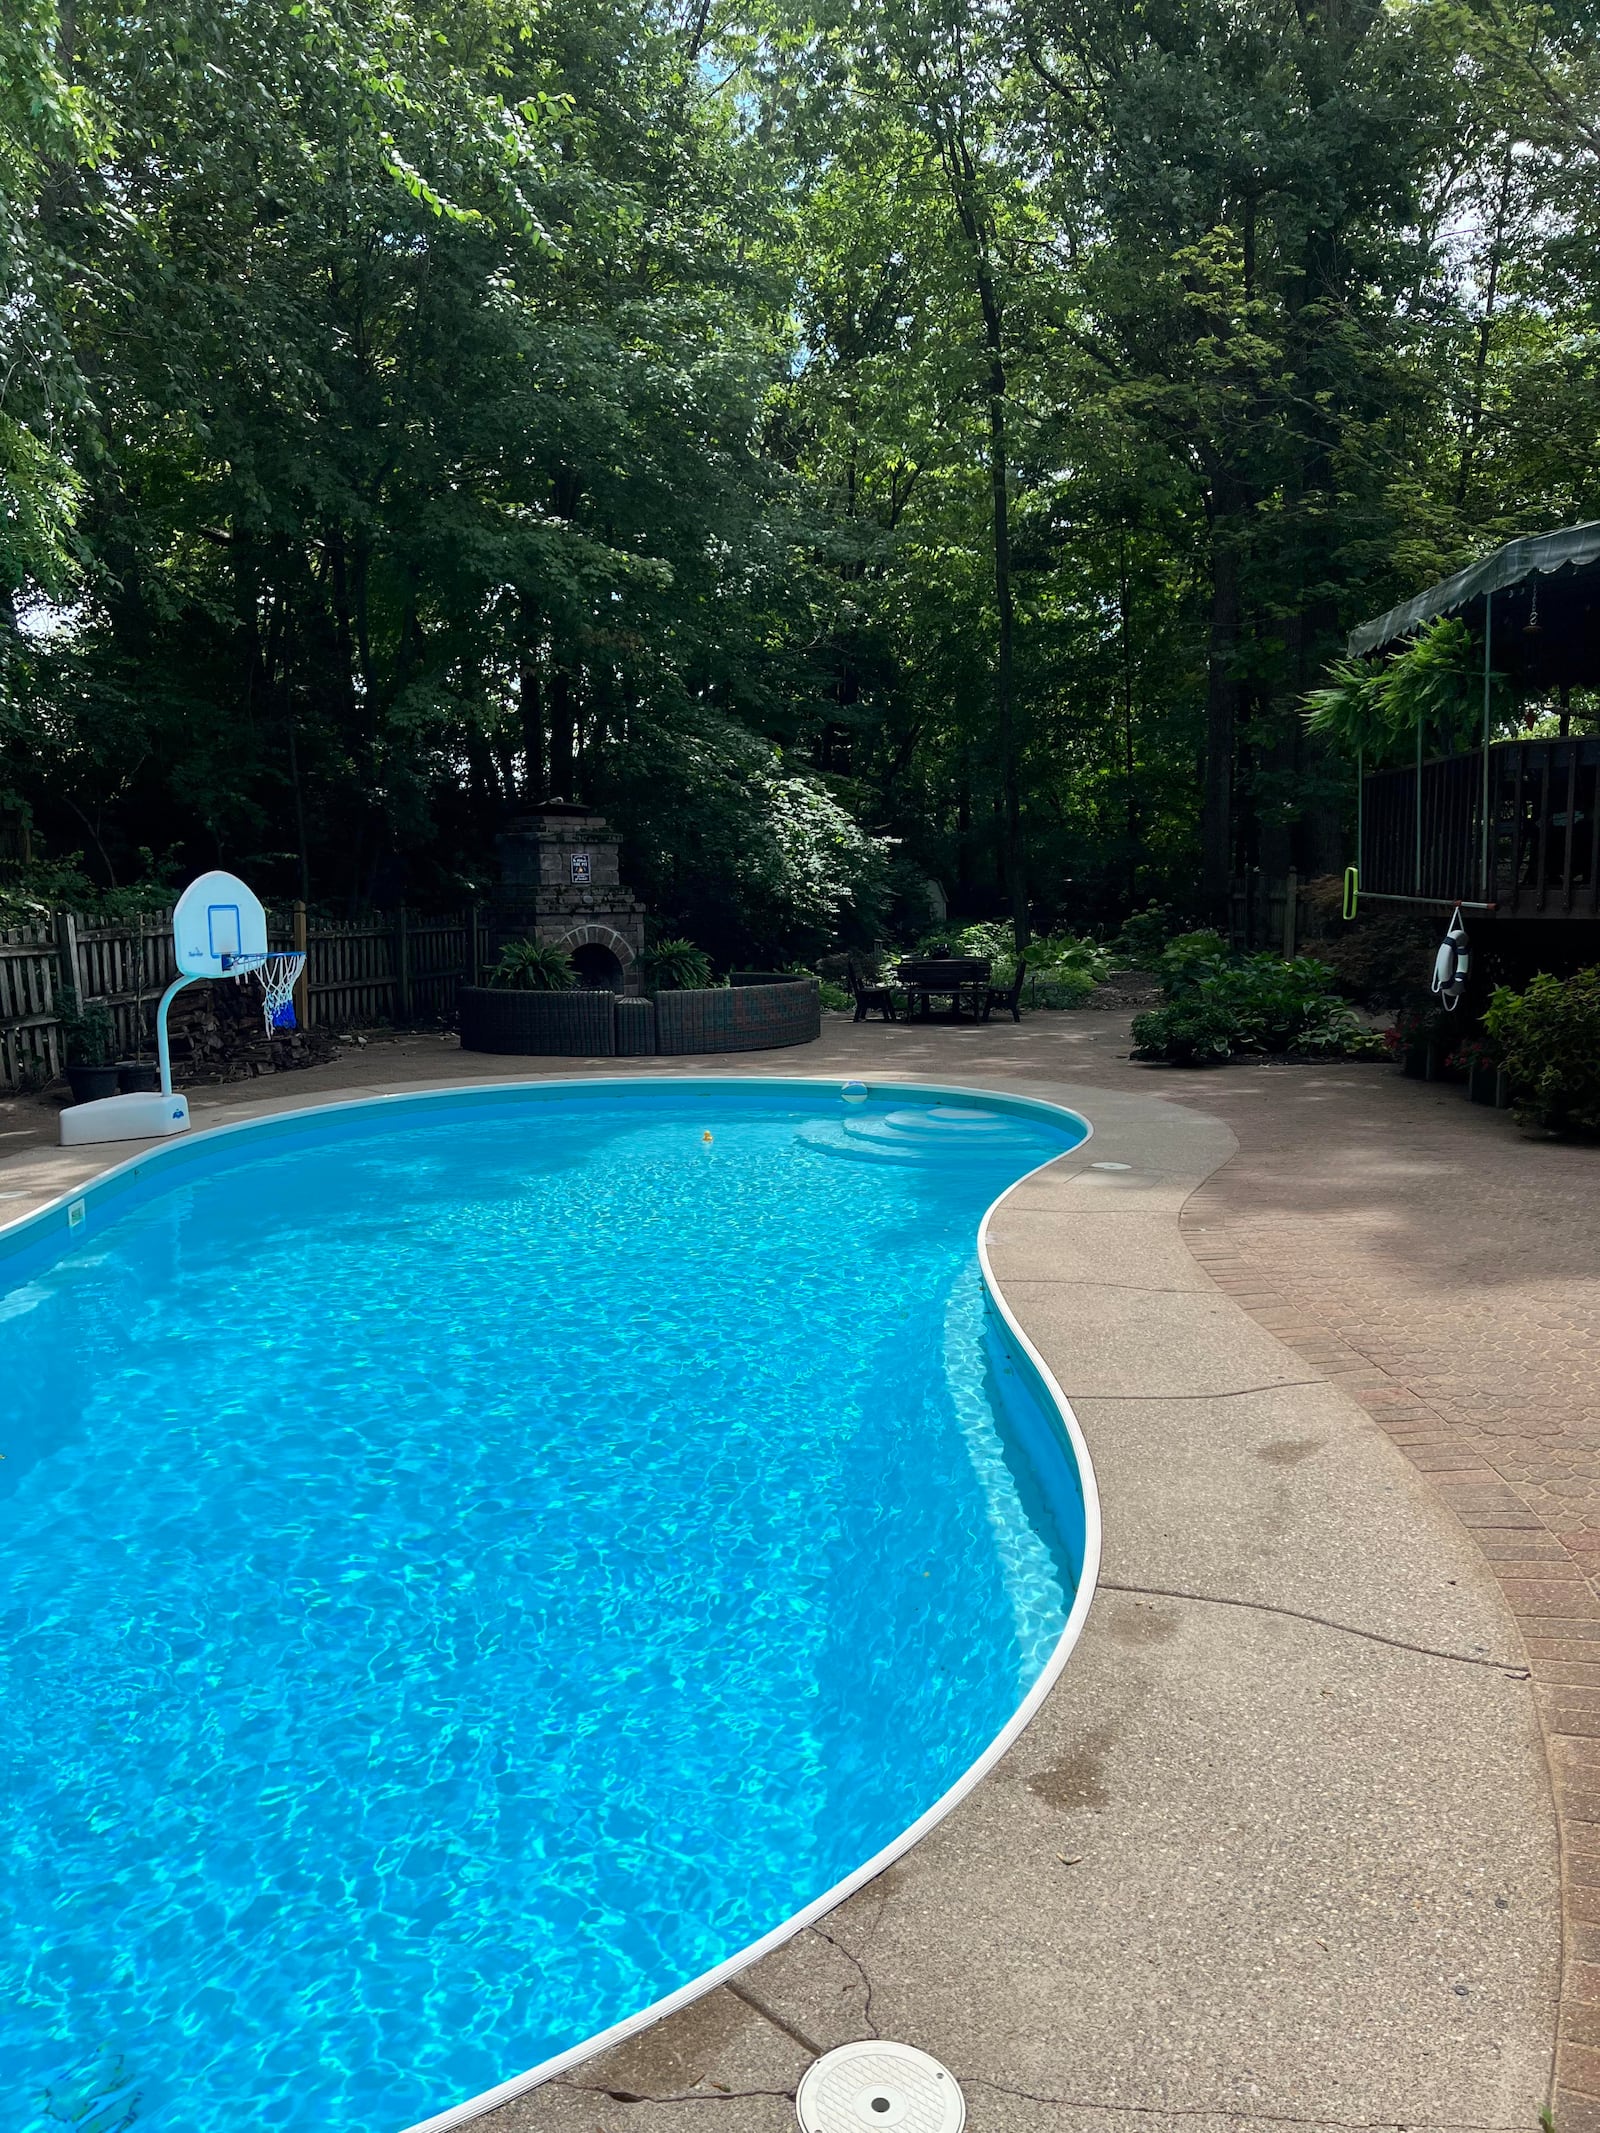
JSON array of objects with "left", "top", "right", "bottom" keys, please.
[{"left": 222, "top": 950, "right": 307, "bottom": 1033}]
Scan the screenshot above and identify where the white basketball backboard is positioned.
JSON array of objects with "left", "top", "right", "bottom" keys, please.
[{"left": 171, "top": 870, "right": 269, "bottom": 977}]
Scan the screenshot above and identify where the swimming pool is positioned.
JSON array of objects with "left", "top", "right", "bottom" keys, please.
[{"left": 0, "top": 1077, "right": 1098, "bottom": 2133}]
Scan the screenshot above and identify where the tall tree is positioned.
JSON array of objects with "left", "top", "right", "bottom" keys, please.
[{"left": 7, "top": 0, "right": 1598, "bottom": 948}]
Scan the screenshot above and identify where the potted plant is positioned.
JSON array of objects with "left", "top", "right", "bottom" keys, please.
[
  {"left": 487, "top": 938, "right": 575, "bottom": 990},
  {"left": 117, "top": 909, "right": 161, "bottom": 1089},
  {"left": 1385, "top": 1003, "right": 1447, "bottom": 1078},
  {"left": 1457, "top": 1033, "right": 1507, "bottom": 1107},
  {"left": 58, "top": 987, "right": 119, "bottom": 1103}
]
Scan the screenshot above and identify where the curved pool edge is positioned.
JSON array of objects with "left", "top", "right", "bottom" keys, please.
[{"left": 0, "top": 1074, "right": 1103, "bottom": 2133}]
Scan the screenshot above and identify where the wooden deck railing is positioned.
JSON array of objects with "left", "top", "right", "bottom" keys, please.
[
  {"left": 0, "top": 904, "right": 491, "bottom": 1092},
  {"left": 1494, "top": 738, "right": 1600, "bottom": 916},
  {"left": 1360, "top": 737, "right": 1600, "bottom": 916}
]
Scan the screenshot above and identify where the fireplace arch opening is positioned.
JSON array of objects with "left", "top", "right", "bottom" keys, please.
[{"left": 570, "top": 941, "right": 626, "bottom": 992}]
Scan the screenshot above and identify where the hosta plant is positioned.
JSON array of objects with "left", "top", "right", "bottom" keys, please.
[{"left": 1132, "top": 951, "right": 1384, "bottom": 1066}]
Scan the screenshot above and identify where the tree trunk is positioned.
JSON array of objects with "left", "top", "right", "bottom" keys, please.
[
  {"left": 286, "top": 709, "right": 312, "bottom": 905},
  {"left": 928, "top": 81, "right": 1029, "bottom": 945},
  {"left": 548, "top": 670, "right": 577, "bottom": 802},
  {"left": 1201, "top": 515, "right": 1240, "bottom": 913},
  {"left": 964, "top": 232, "right": 1027, "bottom": 944},
  {"left": 519, "top": 657, "right": 545, "bottom": 800},
  {"left": 1119, "top": 536, "right": 1139, "bottom": 906},
  {"left": 328, "top": 529, "right": 363, "bottom": 747},
  {"left": 985, "top": 336, "right": 1027, "bottom": 946},
  {"left": 1456, "top": 143, "right": 1515, "bottom": 513}
]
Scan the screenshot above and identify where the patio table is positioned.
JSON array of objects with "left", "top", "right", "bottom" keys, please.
[{"left": 894, "top": 957, "right": 992, "bottom": 1021}]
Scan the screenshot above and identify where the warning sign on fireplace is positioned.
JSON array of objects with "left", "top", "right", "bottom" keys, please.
[{"left": 570, "top": 851, "right": 591, "bottom": 883}]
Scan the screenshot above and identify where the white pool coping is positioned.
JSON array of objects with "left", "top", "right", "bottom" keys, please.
[{"left": 0, "top": 1074, "right": 1103, "bottom": 2133}]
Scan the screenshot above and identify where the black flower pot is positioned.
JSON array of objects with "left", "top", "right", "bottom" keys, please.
[
  {"left": 116, "top": 1061, "right": 162, "bottom": 1092},
  {"left": 66, "top": 1063, "right": 121, "bottom": 1104},
  {"left": 1467, "top": 1060, "right": 1508, "bottom": 1106}
]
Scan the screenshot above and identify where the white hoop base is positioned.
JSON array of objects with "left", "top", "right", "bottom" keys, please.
[{"left": 61, "top": 1091, "right": 191, "bottom": 1147}]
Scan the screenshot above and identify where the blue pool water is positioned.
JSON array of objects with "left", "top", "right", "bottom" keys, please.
[{"left": 0, "top": 1080, "right": 1089, "bottom": 2133}]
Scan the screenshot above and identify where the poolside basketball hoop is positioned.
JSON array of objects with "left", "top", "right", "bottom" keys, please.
[{"left": 61, "top": 868, "right": 296, "bottom": 1148}]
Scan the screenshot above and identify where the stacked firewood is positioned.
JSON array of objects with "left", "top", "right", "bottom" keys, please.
[{"left": 163, "top": 979, "right": 337, "bottom": 1083}]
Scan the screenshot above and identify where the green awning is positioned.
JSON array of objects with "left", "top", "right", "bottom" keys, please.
[{"left": 1348, "top": 522, "right": 1600, "bottom": 676}]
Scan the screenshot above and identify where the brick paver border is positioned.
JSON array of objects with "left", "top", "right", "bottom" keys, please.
[{"left": 1180, "top": 1185, "right": 1591, "bottom": 2133}]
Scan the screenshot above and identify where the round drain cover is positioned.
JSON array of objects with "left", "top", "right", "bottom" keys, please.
[{"left": 796, "top": 2041, "right": 965, "bottom": 2133}]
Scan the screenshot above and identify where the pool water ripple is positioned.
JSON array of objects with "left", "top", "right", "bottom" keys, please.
[{"left": 0, "top": 1083, "right": 1089, "bottom": 2133}]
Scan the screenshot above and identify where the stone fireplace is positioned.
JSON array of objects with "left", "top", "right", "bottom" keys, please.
[{"left": 490, "top": 807, "right": 646, "bottom": 993}]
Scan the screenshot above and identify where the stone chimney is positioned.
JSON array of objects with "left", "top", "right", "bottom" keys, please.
[{"left": 490, "top": 806, "right": 646, "bottom": 992}]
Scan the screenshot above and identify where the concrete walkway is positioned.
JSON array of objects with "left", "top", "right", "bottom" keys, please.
[{"left": 0, "top": 1021, "right": 1565, "bottom": 2133}]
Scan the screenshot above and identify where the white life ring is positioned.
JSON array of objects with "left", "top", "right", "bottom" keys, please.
[{"left": 1431, "top": 906, "right": 1470, "bottom": 1011}]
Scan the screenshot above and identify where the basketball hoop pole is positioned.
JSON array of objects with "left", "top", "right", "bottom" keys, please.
[{"left": 155, "top": 974, "right": 201, "bottom": 1097}]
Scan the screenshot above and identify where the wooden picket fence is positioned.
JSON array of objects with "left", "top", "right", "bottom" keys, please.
[
  {"left": 1229, "top": 870, "right": 1301, "bottom": 957},
  {"left": 0, "top": 905, "right": 491, "bottom": 1092}
]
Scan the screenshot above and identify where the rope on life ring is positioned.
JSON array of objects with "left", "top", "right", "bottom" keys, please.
[{"left": 1431, "top": 904, "right": 1471, "bottom": 1012}]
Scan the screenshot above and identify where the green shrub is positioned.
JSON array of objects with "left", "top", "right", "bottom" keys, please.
[
  {"left": 915, "top": 920, "right": 1010, "bottom": 961},
  {"left": 910, "top": 923, "right": 1112, "bottom": 1007},
  {"left": 1306, "top": 900, "right": 1441, "bottom": 1010},
  {"left": 1021, "top": 964, "right": 1101, "bottom": 1010},
  {"left": 0, "top": 853, "right": 179, "bottom": 927},
  {"left": 487, "top": 938, "right": 574, "bottom": 991},
  {"left": 1229, "top": 955, "right": 1370, "bottom": 1053},
  {"left": 1113, "top": 901, "right": 1181, "bottom": 968},
  {"left": 1484, "top": 968, "right": 1600, "bottom": 1134},
  {"left": 1129, "top": 994, "right": 1242, "bottom": 1066},
  {"left": 1132, "top": 951, "right": 1383, "bottom": 1066},
  {"left": 784, "top": 963, "right": 851, "bottom": 1011},
  {"left": 1028, "top": 934, "right": 1117, "bottom": 981},
  {"left": 1157, "top": 929, "right": 1231, "bottom": 986},
  {"left": 641, "top": 938, "right": 713, "bottom": 991}
]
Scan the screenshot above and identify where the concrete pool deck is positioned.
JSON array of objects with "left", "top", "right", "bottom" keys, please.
[{"left": 0, "top": 1023, "right": 1563, "bottom": 2133}]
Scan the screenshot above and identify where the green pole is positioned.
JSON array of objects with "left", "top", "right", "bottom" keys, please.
[
  {"left": 1356, "top": 745, "right": 1363, "bottom": 883},
  {"left": 1481, "top": 591, "right": 1493, "bottom": 900}
]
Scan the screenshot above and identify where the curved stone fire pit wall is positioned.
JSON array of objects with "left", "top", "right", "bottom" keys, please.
[
  {"left": 458, "top": 987, "right": 618, "bottom": 1057},
  {"left": 458, "top": 979, "right": 820, "bottom": 1058},
  {"left": 653, "top": 979, "right": 820, "bottom": 1055}
]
